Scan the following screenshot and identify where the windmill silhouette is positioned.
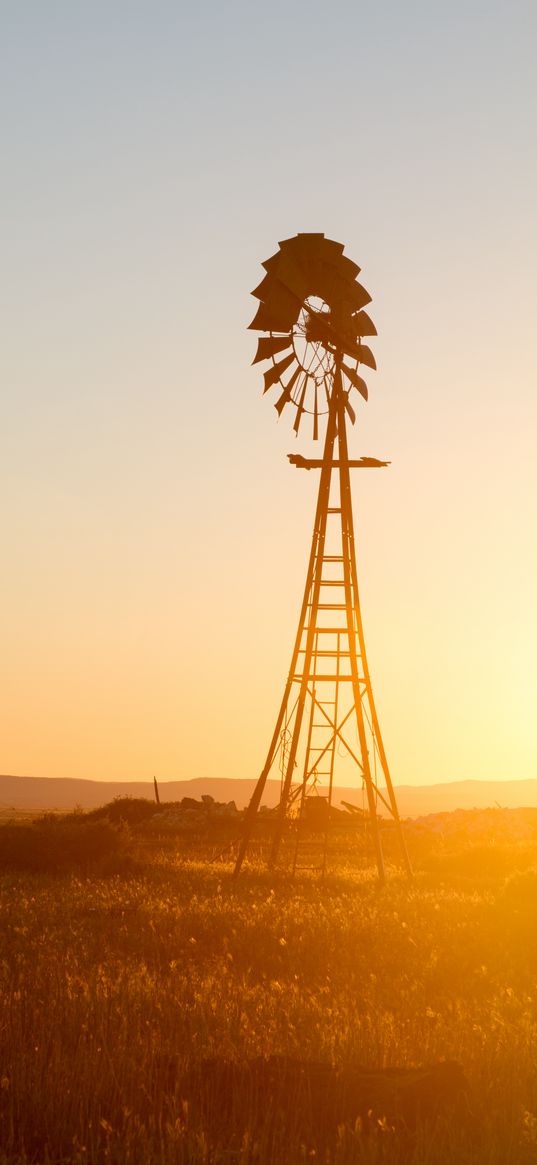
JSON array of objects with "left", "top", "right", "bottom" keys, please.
[{"left": 234, "top": 234, "right": 411, "bottom": 881}]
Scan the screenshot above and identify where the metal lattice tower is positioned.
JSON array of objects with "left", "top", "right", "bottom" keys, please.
[{"left": 234, "top": 234, "right": 411, "bottom": 881}]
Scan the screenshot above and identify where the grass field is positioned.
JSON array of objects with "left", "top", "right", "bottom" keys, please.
[{"left": 1, "top": 806, "right": 537, "bottom": 1163}]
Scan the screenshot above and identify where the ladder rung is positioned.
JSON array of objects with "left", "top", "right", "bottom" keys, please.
[
  {"left": 298, "top": 649, "right": 351, "bottom": 656},
  {"left": 316, "top": 604, "right": 347, "bottom": 610},
  {"left": 327, "top": 507, "right": 342, "bottom": 513},
  {"left": 293, "top": 674, "right": 354, "bottom": 681},
  {"left": 319, "top": 580, "right": 345, "bottom": 587},
  {"left": 315, "top": 650, "right": 351, "bottom": 657},
  {"left": 323, "top": 556, "right": 343, "bottom": 562},
  {"left": 303, "top": 628, "right": 348, "bottom": 637}
]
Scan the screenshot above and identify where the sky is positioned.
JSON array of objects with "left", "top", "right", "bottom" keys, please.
[{"left": 1, "top": 0, "right": 536, "bottom": 788}]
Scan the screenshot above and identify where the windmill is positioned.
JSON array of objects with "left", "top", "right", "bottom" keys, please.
[{"left": 234, "top": 234, "right": 411, "bottom": 881}]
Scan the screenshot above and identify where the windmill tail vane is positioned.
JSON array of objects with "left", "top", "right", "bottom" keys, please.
[{"left": 234, "top": 233, "right": 411, "bottom": 881}]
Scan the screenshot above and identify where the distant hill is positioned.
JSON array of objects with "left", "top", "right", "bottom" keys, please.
[{"left": 1, "top": 773, "right": 537, "bottom": 817}]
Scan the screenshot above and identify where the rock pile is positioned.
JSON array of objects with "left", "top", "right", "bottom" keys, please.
[{"left": 148, "top": 794, "right": 240, "bottom": 831}]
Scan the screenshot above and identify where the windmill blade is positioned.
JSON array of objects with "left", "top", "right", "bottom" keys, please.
[
  {"left": 252, "top": 272, "right": 276, "bottom": 301},
  {"left": 274, "top": 365, "right": 302, "bottom": 416},
  {"left": 263, "top": 350, "right": 296, "bottom": 393},
  {"left": 313, "top": 384, "right": 319, "bottom": 440},
  {"left": 339, "top": 255, "right": 361, "bottom": 282},
  {"left": 341, "top": 363, "right": 369, "bottom": 401},
  {"left": 278, "top": 234, "right": 345, "bottom": 271},
  {"left": 309, "top": 235, "right": 344, "bottom": 260},
  {"left": 352, "top": 310, "right": 377, "bottom": 337},
  {"left": 347, "top": 281, "right": 372, "bottom": 312},
  {"left": 250, "top": 278, "right": 303, "bottom": 332},
  {"left": 356, "top": 343, "right": 377, "bottom": 371},
  {"left": 318, "top": 234, "right": 344, "bottom": 253},
  {"left": 249, "top": 298, "right": 298, "bottom": 333},
  {"left": 253, "top": 334, "right": 292, "bottom": 364},
  {"left": 251, "top": 276, "right": 302, "bottom": 319},
  {"left": 260, "top": 253, "right": 281, "bottom": 275},
  {"left": 345, "top": 394, "right": 356, "bottom": 425},
  {"left": 305, "top": 262, "right": 341, "bottom": 306},
  {"left": 263, "top": 250, "right": 311, "bottom": 303},
  {"left": 279, "top": 233, "right": 325, "bottom": 258},
  {"left": 293, "top": 380, "right": 308, "bottom": 434}
]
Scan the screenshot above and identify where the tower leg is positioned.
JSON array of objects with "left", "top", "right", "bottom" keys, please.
[
  {"left": 336, "top": 375, "right": 412, "bottom": 879},
  {"left": 233, "top": 394, "right": 338, "bottom": 876},
  {"left": 336, "top": 377, "right": 386, "bottom": 883}
]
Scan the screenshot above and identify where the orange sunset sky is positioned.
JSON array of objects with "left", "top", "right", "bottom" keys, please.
[{"left": 2, "top": 1, "right": 536, "bottom": 787}]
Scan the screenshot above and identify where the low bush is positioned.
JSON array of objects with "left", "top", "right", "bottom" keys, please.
[
  {"left": 0, "top": 815, "right": 135, "bottom": 875},
  {"left": 83, "top": 796, "right": 158, "bottom": 825}
]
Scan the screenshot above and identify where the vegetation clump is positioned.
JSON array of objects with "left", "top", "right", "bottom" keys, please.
[
  {"left": 84, "top": 796, "right": 159, "bottom": 825},
  {"left": 0, "top": 814, "right": 135, "bottom": 876}
]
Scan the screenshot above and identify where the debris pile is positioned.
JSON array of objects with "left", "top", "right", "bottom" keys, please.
[
  {"left": 148, "top": 794, "right": 240, "bottom": 832},
  {"left": 84, "top": 794, "right": 241, "bottom": 833}
]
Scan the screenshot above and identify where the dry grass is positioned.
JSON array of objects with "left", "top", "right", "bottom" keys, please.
[{"left": 1, "top": 820, "right": 537, "bottom": 1162}]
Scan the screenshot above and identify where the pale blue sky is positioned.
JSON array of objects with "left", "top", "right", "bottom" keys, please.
[{"left": 1, "top": 1, "right": 536, "bottom": 785}]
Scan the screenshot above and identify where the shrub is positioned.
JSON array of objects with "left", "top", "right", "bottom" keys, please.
[
  {"left": 83, "top": 797, "right": 158, "bottom": 825},
  {"left": 0, "top": 816, "right": 135, "bottom": 876}
]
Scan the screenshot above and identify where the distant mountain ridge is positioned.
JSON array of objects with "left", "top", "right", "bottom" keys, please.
[{"left": 1, "top": 773, "right": 537, "bottom": 817}]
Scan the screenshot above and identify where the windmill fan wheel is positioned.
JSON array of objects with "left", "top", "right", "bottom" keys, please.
[{"left": 249, "top": 233, "right": 377, "bottom": 438}]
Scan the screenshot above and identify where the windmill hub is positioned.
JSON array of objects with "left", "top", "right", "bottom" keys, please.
[{"left": 303, "top": 308, "right": 349, "bottom": 353}]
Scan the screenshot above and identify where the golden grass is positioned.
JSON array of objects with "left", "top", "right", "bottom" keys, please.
[{"left": 1, "top": 830, "right": 537, "bottom": 1162}]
